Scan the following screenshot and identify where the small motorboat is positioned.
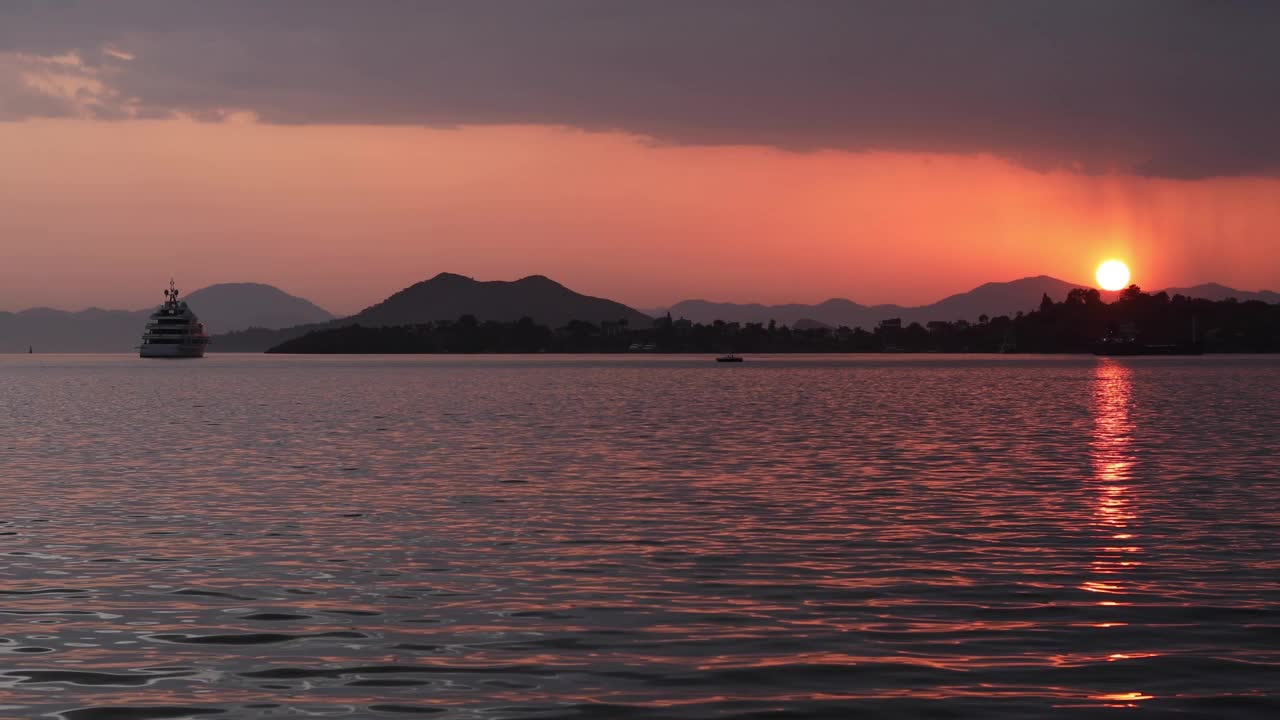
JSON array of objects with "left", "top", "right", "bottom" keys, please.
[{"left": 715, "top": 354, "right": 744, "bottom": 363}]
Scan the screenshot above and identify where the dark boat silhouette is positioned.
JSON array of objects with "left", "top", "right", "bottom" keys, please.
[
  {"left": 715, "top": 354, "right": 744, "bottom": 363},
  {"left": 1091, "top": 339, "right": 1203, "bottom": 356},
  {"left": 1091, "top": 319, "right": 1204, "bottom": 356}
]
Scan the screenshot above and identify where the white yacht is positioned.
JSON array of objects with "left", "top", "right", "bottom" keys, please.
[{"left": 139, "top": 279, "right": 210, "bottom": 358}]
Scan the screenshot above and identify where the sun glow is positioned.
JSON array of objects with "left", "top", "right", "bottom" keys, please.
[{"left": 1096, "top": 260, "right": 1131, "bottom": 291}]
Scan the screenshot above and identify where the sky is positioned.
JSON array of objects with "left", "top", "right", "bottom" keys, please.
[{"left": 2, "top": 1, "right": 1278, "bottom": 314}]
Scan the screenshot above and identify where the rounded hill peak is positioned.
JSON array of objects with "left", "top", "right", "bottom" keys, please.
[
  {"left": 426, "top": 272, "right": 474, "bottom": 283},
  {"left": 182, "top": 282, "right": 334, "bottom": 333},
  {"left": 514, "top": 274, "right": 564, "bottom": 287}
]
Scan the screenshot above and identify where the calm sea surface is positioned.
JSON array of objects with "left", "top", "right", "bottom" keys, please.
[{"left": 0, "top": 354, "right": 1277, "bottom": 720}]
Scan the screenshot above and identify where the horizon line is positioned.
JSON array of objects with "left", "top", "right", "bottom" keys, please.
[{"left": 4, "top": 273, "right": 1277, "bottom": 316}]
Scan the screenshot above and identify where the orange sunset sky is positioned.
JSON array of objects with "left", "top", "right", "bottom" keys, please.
[{"left": 2, "top": 2, "right": 1278, "bottom": 314}]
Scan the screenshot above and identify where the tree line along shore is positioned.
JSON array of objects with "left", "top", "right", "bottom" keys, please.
[{"left": 259, "top": 286, "right": 1279, "bottom": 354}]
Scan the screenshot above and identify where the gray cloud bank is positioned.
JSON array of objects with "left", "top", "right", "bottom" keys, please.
[{"left": 2, "top": 0, "right": 1278, "bottom": 178}]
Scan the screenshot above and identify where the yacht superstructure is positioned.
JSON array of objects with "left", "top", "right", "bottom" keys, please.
[{"left": 139, "top": 279, "right": 209, "bottom": 358}]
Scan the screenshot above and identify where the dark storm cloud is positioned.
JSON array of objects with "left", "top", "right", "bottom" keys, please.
[{"left": 2, "top": 0, "right": 1278, "bottom": 178}]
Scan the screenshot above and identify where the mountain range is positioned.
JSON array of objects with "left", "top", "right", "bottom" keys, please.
[
  {"left": 3, "top": 273, "right": 1275, "bottom": 352},
  {"left": 0, "top": 283, "right": 333, "bottom": 353},
  {"left": 652, "top": 276, "right": 1280, "bottom": 329},
  {"left": 1160, "top": 283, "right": 1280, "bottom": 304}
]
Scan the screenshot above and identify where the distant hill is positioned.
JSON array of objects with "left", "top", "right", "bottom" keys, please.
[
  {"left": 924, "top": 276, "right": 1087, "bottom": 322},
  {"left": 660, "top": 275, "right": 1279, "bottom": 328},
  {"left": 1162, "top": 283, "right": 1280, "bottom": 304},
  {"left": 663, "top": 276, "right": 1083, "bottom": 328},
  {"left": 0, "top": 283, "right": 333, "bottom": 352},
  {"left": 212, "top": 273, "right": 653, "bottom": 352},
  {"left": 0, "top": 308, "right": 144, "bottom": 353},
  {"left": 183, "top": 283, "right": 334, "bottom": 334}
]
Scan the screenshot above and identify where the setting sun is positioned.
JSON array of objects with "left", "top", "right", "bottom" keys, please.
[{"left": 1096, "top": 260, "right": 1131, "bottom": 291}]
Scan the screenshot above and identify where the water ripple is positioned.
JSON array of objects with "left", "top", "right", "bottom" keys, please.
[{"left": 0, "top": 354, "right": 1277, "bottom": 718}]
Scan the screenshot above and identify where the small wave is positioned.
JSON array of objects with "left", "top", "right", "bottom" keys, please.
[
  {"left": 4, "top": 669, "right": 194, "bottom": 686},
  {"left": 0, "top": 588, "right": 85, "bottom": 596},
  {"left": 150, "top": 631, "right": 367, "bottom": 645},
  {"left": 60, "top": 707, "right": 225, "bottom": 720},
  {"left": 238, "top": 612, "right": 312, "bottom": 621},
  {"left": 238, "top": 664, "right": 543, "bottom": 680},
  {"left": 168, "top": 589, "right": 255, "bottom": 600}
]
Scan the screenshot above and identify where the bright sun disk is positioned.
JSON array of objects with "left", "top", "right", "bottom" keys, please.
[{"left": 1096, "top": 260, "right": 1131, "bottom": 291}]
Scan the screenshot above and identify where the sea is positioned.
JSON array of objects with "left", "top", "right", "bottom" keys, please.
[{"left": 0, "top": 354, "right": 1276, "bottom": 720}]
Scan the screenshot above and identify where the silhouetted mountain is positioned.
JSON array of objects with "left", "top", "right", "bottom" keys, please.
[
  {"left": 1161, "top": 283, "right": 1280, "bottom": 304},
  {"left": 352, "top": 273, "right": 651, "bottom": 328},
  {"left": 183, "top": 283, "right": 333, "bottom": 334},
  {"left": 1, "top": 283, "right": 333, "bottom": 352},
  {"left": 0, "top": 307, "right": 141, "bottom": 353},
  {"left": 212, "top": 273, "right": 653, "bottom": 352},
  {"left": 926, "top": 276, "right": 1086, "bottom": 321}
]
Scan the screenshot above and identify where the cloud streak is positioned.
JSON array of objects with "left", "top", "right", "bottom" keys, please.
[
  {"left": 0, "top": 49, "right": 140, "bottom": 120},
  {"left": 2, "top": 1, "right": 1278, "bottom": 178}
]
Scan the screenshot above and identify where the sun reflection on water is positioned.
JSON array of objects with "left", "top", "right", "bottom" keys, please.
[
  {"left": 1084, "top": 359, "right": 1154, "bottom": 704},
  {"left": 1087, "top": 360, "right": 1143, "bottom": 594}
]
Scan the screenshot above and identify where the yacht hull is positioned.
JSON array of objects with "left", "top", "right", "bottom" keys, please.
[{"left": 140, "top": 344, "right": 207, "bottom": 359}]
